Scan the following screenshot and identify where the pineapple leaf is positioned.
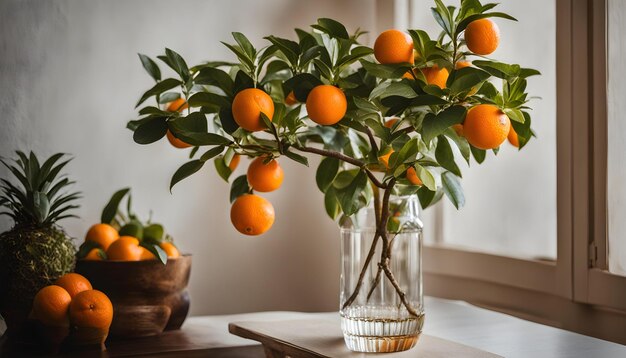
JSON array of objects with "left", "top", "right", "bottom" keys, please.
[
  {"left": 37, "top": 153, "right": 66, "bottom": 189},
  {"left": 28, "top": 151, "right": 41, "bottom": 189},
  {"left": 1, "top": 159, "right": 31, "bottom": 191},
  {"left": 33, "top": 192, "right": 50, "bottom": 224},
  {"left": 42, "top": 159, "right": 72, "bottom": 188},
  {"left": 46, "top": 178, "right": 74, "bottom": 200},
  {"left": 49, "top": 192, "right": 82, "bottom": 212}
]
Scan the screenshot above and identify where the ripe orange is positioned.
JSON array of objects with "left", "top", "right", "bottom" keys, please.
[
  {"left": 406, "top": 167, "right": 423, "bottom": 186},
  {"left": 464, "top": 19, "right": 500, "bottom": 55},
  {"left": 55, "top": 273, "right": 93, "bottom": 299},
  {"left": 508, "top": 126, "right": 520, "bottom": 147},
  {"left": 140, "top": 247, "right": 156, "bottom": 261},
  {"left": 232, "top": 88, "right": 275, "bottom": 132},
  {"left": 160, "top": 242, "right": 180, "bottom": 258},
  {"left": 230, "top": 194, "right": 275, "bottom": 236},
  {"left": 166, "top": 98, "right": 188, "bottom": 113},
  {"left": 463, "top": 104, "right": 510, "bottom": 150},
  {"left": 69, "top": 290, "right": 113, "bottom": 329},
  {"left": 420, "top": 66, "right": 449, "bottom": 89},
  {"left": 32, "top": 285, "right": 71, "bottom": 326},
  {"left": 105, "top": 236, "right": 143, "bottom": 261},
  {"left": 166, "top": 130, "right": 192, "bottom": 149},
  {"left": 229, "top": 154, "right": 241, "bottom": 171},
  {"left": 247, "top": 157, "right": 284, "bottom": 192},
  {"left": 85, "top": 223, "right": 119, "bottom": 251},
  {"left": 379, "top": 150, "right": 394, "bottom": 169},
  {"left": 84, "top": 248, "right": 105, "bottom": 261},
  {"left": 384, "top": 118, "right": 399, "bottom": 128},
  {"left": 374, "top": 30, "right": 414, "bottom": 64},
  {"left": 305, "top": 85, "right": 347, "bottom": 125},
  {"left": 285, "top": 91, "right": 298, "bottom": 105},
  {"left": 452, "top": 124, "right": 464, "bottom": 137},
  {"left": 456, "top": 60, "right": 472, "bottom": 69}
]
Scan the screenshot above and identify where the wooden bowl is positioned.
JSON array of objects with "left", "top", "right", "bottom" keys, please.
[{"left": 74, "top": 254, "right": 191, "bottom": 338}]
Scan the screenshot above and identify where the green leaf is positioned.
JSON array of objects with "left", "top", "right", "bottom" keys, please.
[
  {"left": 101, "top": 188, "right": 130, "bottom": 224},
  {"left": 312, "top": 18, "right": 349, "bottom": 39},
  {"left": 170, "top": 160, "right": 204, "bottom": 191},
  {"left": 133, "top": 117, "right": 168, "bottom": 144},
  {"left": 232, "top": 32, "right": 256, "bottom": 59},
  {"left": 119, "top": 221, "right": 144, "bottom": 240},
  {"left": 33, "top": 192, "right": 50, "bottom": 224},
  {"left": 470, "top": 145, "right": 486, "bottom": 164},
  {"left": 442, "top": 171, "right": 465, "bottom": 209},
  {"left": 188, "top": 92, "right": 230, "bottom": 109},
  {"left": 230, "top": 175, "right": 251, "bottom": 203},
  {"left": 265, "top": 36, "right": 300, "bottom": 66},
  {"left": 200, "top": 146, "right": 225, "bottom": 162},
  {"left": 138, "top": 54, "right": 161, "bottom": 81},
  {"left": 214, "top": 156, "right": 233, "bottom": 182},
  {"left": 417, "top": 186, "right": 438, "bottom": 209},
  {"left": 324, "top": 187, "right": 340, "bottom": 220},
  {"left": 316, "top": 157, "right": 339, "bottom": 192},
  {"left": 140, "top": 243, "right": 167, "bottom": 265},
  {"left": 447, "top": 67, "right": 490, "bottom": 95},
  {"left": 435, "top": 135, "right": 462, "bottom": 177},
  {"left": 219, "top": 107, "right": 240, "bottom": 134},
  {"left": 504, "top": 108, "right": 525, "bottom": 123},
  {"left": 336, "top": 170, "right": 368, "bottom": 216},
  {"left": 472, "top": 60, "right": 520, "bottom": 80},
  {"left": 164, "top": 48, "right": 190, "bottom": 81},
  {"left": 284, "top": 73, "right": 323, "bottom": 102},
  {"left": 414, "top": 164, "right": 436, "bottom": 191},
  {"left": 136, "top": 78, "right": 181, "bottom": 107},
  {"left": 360, "top": 60, "right": 410, "bottom": 79},
  {"left": 144, "top": 224, "right": 165, "bottom": 242},
  {"left": 284, "top": 150, "right": 309, "bottom": 166},
  {"left": 194, "top": 67, "right": 234, "bottom": 95},
  {"left": 422, "top": 106, "right": 467, "bottom": 144}
]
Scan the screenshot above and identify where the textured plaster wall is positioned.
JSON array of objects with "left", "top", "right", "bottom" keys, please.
[{"left": 0, "top": 0, "right": 380, "bottom": 315}]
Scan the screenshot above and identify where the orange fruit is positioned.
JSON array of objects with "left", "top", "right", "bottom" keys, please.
[
  {"left": 508, "top": 126, "right": 520, "bottom": 147},
  {"left": 166, "top": 98, "right": 188, "bottom": 113},
  {"left": 420, "top": 66, "right": 449, "bottom": 89},
  {"left": 69, "top": 290, "right": 113, "bottom": 329},
  {"left": 55, "top": 273, "right": 93, "bottom": 299},
  {"left": 456, "top": 60, "right": 472, "bottom": 69},
  {"left": 452, "top": 124, "right": 464, "bottom": 137},
  {"left": 85, "top": 223, "right": 119, "bottom": 251},
  {"left": 305, "top": 85, "right": 347, "bottom": 125},
  {"left": 384, "top": 118, "right": 399, "bottom": 128},
  {"left": 247, "top": 157, "right": 284, "bottom": 192},
  {"left": 285, "top": 91, "right": 298, "bottom": 105},
  {"left": 379, "top": 150, "right": 394, "bottom": 169},
  {"left": 160, "top": 242, "right": 180, "bottom": 258},
  {"left": 84, "top": 248, "right": 105, "bottom": 261},
  {"left": 232, "top": 88, "right": 275, "bottom": 132},
  {"left": 406, "top": 167, "right": 423, "bottom": 186},
  {"left": 166, "top": 130, "right": 192, "bottom": 149},
  {"left": 32, "top": 285, "right": 71, "bottom": 326},
  {"left": 463, "top": 104, "right": 510, "bottom": 150},
  {"left": 374, "top": 30, "right": 414, "bottom": 64},
  {"left": 230, "top": 194, "right": 275, "bottom": 236},
  {"left": 229, "top": 154, "right": 241, "bottom": 171},
  {"left": 105, "top": 236, "right": 143, "bottom": 261},
  {"left": 464, "top": 19, "right": 500, "bottom": 55},
  {"left": 140, "top": 247, "right": 156, "bottom": 261}
]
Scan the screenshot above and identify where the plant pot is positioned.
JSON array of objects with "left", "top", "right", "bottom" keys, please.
[
  {"left": 339, "top": 195, "right": 424, "bottom": 353},
  {"left": 74, "top": 254, "right": 191, "bottom": 338}
]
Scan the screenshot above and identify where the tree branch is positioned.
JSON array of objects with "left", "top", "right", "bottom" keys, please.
[{"left": 294, "top": 145, "right": 387, "bottom": 189}]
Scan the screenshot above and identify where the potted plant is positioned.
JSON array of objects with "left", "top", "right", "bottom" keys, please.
[
  {"left": 0, "top": 152, "right": 79, "bottom": 338},
  {"left": 74, "top": 188, "right": 191, "bottom": 338},
  {"left": 126, "top": 0, "right": 538, "bottom": 352}
]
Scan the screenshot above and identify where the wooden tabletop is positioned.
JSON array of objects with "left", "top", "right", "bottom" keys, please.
[{"left": 1, "top": 297, "right": 625, "bottom": 357}]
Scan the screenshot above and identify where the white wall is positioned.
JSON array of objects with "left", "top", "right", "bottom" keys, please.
[{"left": 0, "top": 0, "right": 382, "bottom": 315}]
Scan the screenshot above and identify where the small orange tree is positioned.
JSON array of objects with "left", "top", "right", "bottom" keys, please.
[{"left": 127, "top": 0, "right": 539, "bottom": 315}]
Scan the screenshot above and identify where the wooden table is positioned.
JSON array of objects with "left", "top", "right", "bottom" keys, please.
[{"left": 1, "top": 297, "right": 625, "bottom": 357}]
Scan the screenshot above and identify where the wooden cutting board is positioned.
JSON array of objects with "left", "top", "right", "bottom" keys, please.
[{"left": 229, "top": 318, "right": 502, "bottom": 357}]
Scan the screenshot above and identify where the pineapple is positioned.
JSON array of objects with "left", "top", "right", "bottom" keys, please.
[{"left": 0, "top": 151, "right": 79, "bottom": 333}]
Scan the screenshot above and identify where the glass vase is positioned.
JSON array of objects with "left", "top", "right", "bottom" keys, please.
[{"left": 339, "top": 194, "right": 424, "bottom": 353}]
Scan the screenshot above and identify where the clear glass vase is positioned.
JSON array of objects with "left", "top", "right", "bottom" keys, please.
[{"left": 339, "top": 194, "right": 424, "bottom": 353}]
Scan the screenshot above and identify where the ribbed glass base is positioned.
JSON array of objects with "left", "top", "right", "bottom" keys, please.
[{"left": 341, "top": 313, "right": 424, "bottom": 353}]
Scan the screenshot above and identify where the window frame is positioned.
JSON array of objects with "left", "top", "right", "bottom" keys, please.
[{"left": 407, "top": 0, "right": 626, "bottom": 339}]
